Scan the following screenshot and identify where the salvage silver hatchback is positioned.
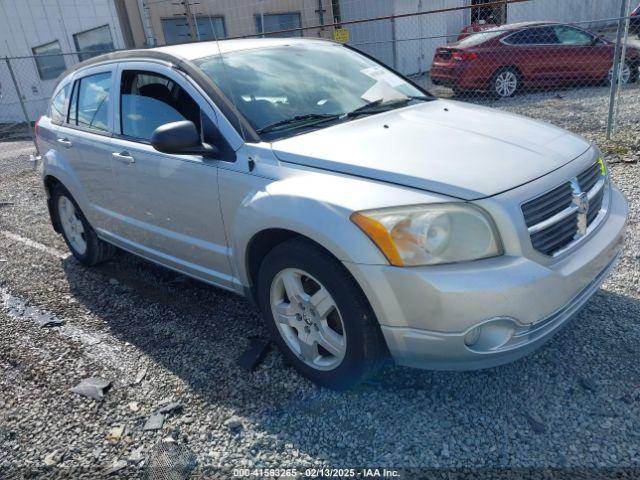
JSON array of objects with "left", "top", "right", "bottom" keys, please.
[{"left": 37, "top": 39, "right": 627, "bottom": 389}]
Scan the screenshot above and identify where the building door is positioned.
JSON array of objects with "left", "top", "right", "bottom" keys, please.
[{"left": 471, "top": 0, "right": 507, "bottom": 25}]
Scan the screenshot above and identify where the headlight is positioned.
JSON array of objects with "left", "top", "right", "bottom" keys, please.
[{"left": 351, "top": 204, "right": 502, "bottom": 266}]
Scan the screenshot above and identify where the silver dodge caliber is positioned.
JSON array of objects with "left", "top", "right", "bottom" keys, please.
[{"left": 37, "top": 38, "right": 627, "bottom": 389}]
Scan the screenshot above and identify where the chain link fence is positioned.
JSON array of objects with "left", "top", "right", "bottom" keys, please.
[{"left": 1, "top": 0, "right": 638, "bottom": 176}]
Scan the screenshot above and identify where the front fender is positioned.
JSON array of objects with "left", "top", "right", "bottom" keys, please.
[{"left": 219, "top": 166, "right": 450, "bottom": 287}]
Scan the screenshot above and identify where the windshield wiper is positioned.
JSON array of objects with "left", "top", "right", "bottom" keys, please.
[
  {"left": 256, "top": 114, "right": 341, "bottom": 135},
  {"left": 342, "top": 96, "right": 432, "bottom": 119}
]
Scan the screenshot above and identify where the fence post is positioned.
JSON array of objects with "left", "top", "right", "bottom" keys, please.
[
  {"left": 4, "top": 57, "right": 38, "bottom": 153},
  {"left": 614, "top": 2, "right": 632, "bottom": 127},
  {"left": 606, "top": 0, "right": 631, "bottom": 140}
]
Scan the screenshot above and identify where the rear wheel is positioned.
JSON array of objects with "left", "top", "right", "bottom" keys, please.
[
  {"left": 52, "top": 184, "right": 115, "bottom": 265},
  {"left": 491, "top": 67, "right": 520, "bottom": 98},
  {"left": 257, "top": 238, "right": 387, "bottom": 389}
]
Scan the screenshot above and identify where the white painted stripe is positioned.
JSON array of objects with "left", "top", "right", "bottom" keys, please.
[
  {"left": 1, "top": 286, "right": 128, "bottom": 375},
  {"left": 0, "top": 230, "right": 70, "bottom": 259}
]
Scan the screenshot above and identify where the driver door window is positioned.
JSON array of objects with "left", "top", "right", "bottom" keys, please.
[
  {"left": 120, "top": 70, "right": 201, "bottom": 141},
  {"left": 554, "top": 26, "right": 593, "bottom": 46},
  {"left": 553, "top": 25, "right": 605, "bottom": 79}
]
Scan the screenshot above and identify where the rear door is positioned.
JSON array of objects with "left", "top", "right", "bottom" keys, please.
[
  {"left": 54, "top": 65, "right": 117, "bottom": 229},
  {"left": 502, "top": 26, "right": 563, "bottom": 85},
  {"left": 107, "top": 62, "right": 233, "bottom": 287}
]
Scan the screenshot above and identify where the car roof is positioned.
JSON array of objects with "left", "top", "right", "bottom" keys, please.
[
  {"left": 496, "top": 21, "right": 557, "bottom": 31},
  {"left": 62, "top": 37, "right": 332, "bottom": 78},
  {"left": 153, "top": 37, "right": 330, "bottom": 61}
]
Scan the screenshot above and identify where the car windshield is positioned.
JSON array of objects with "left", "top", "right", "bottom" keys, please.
[{"left": 193, "top": 43, "right": 430, "bottom": 139}]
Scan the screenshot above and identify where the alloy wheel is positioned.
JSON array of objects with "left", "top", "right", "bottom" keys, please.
[
  {"left": 270, "top": 268, "right": 346, "bottom": 371},
  {"left": 494, "top": 70, "right": 518, "bottom": 97},
  {"left": 58, "top": 195, "right": 87, "bottom": 255},
  {"left": 608, "top": 63, "right": 631, "bottom": 85}
]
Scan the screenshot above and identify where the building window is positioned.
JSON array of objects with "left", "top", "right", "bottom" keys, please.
[
  {"left": 255, "top": 13, "right": 302, "bottom": 37},
  {"left": 161, "top": 16, "right": 226, "bottom": 44},
  {"left": 73, "top": 25, "right": 115, "bottom": 61},
  {"left": 32, "top": 41, "right": 66, "bottom": 81}
]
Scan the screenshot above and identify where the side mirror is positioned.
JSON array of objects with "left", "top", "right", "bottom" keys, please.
[{"left": 150, "top": 120, "right": 219, "bottom": 158}]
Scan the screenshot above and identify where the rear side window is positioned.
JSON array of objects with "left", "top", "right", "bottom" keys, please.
[
  {"left": 50, "top": 82, "right": 71, "bottom": 123},
  {"left": 68, "top": 72, "right": 111, "bottom": 131},
  {"left": 504, "top": 27, "right": 559, "bottom": 45},
  {"left": 120, "top": 70, "right": 201, "bottom": 141}
]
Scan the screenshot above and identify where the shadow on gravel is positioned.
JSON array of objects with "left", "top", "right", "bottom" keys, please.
[{"left": 62, "top": 251, "right": 640, "bottom": 467}]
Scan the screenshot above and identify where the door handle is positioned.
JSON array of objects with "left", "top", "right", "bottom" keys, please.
[
  {"left": 112, "top": 151, "right": 135, "bottom": 164},
  {"left": 57, "top": 138, "right": 72, "bottom": 148}
]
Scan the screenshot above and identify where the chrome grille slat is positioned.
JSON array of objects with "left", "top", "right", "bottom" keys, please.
[{"left": 522, "top": 162, "right": 609, "bottom": 257}]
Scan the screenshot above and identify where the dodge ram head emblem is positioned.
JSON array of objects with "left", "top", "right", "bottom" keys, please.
[
  {"left": 576, "top": 192, "right": 589, "bottom": 214},
  {"left": 575, "top": 191, "right": 589, "bottom": 235}
]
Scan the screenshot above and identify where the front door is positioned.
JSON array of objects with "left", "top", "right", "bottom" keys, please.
[
  {"left": 553, "top": 25, "right": 612, "bottom": 83},
  {"left": 106, "top": 64, "right": 233, "bottom": 288}
]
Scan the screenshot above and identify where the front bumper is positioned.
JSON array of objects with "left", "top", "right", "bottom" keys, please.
[{"left": 344, "top": 186, "right": 627, "bottom": 370}]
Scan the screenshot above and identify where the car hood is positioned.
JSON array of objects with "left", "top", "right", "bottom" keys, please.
[{"left": 270, "top": 100, "right": 591, "bottom": 200}]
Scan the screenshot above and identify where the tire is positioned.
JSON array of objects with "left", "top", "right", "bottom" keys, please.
[
  {"left": 607, "top": 61, "right": 634, "bottom": 85},
  {"left": 490, "top": 67, "right": 520, "bottom": 98},
  {"left": 51, "top": 184, "right": 116, "bottom": 266},
  {"left": 257, "top": 238, "right": 387, "bottom": 389}
]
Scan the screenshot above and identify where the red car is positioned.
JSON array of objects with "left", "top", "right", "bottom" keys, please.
[{"left": 431, "top": 21, "right": 640, "bottom": 98}]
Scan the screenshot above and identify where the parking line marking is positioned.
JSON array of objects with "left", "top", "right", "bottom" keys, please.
[{"left": 0, "top": 230, "right": 69, "bottom": 260}]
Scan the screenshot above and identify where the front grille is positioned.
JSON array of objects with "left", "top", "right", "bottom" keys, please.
[
  {"left": 522, "top": 162, "right": 608, "bottom": 256},
  {"left": 530, "top": 212, "right": 579, "bottom": 255},
  {"left": 522, "top": 182, "right": 573, "bottom": 227},
  {"left": 587, "top": 186, "right": 605, "bottom": 226},
  {"left": 577, "top": 162, "right": 601, "bottom": 192}
]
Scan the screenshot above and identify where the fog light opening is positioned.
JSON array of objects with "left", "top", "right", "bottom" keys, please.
[
  {"left": 464, "top": 327, "right": 481, "bottom": 347},
  {"left": 464, "top": 317, "right": 518, "bottom": 352}
]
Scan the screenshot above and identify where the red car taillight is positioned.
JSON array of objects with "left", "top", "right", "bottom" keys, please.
[{"left": 452, "top": 51, "right": 478, "bottom": 61}]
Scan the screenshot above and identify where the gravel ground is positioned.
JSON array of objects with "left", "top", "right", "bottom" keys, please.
[{"left": 0, "top": 84, "right": 639, "bottom": 479}]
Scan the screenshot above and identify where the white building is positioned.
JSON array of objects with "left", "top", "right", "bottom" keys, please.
[{"left": 0, "top": 0, "right": 145, "bottom": 122}]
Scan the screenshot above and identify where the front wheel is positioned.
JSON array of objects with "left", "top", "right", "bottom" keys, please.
[
  {"left": 608, "top": 61, "right": 636, "bottom": 85},
  {"left": 491, "top": 67, "right": 520, "bottom": 98},
  {"left": 257, "top": 238, "right": 387, "bottom": 389}
]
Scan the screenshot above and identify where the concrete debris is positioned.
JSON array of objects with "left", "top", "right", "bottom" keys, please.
[
  {"left": 144, "top": 412, "right": 165, "bottom": 431},
  {"left": 44, "top": 451, "right": 62, "bottom": 466},
  {"left": 106, "top": 425, "right": 125, "bottom": 442},
  {"left": 104, "top": 459, "right": 127, "bottom": 475},
  {"left": 70, "top": 377, "right": 111, "bottom": 401},
  {"left": 158, "top": 402, "right": 183, "bottom": 414}
]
